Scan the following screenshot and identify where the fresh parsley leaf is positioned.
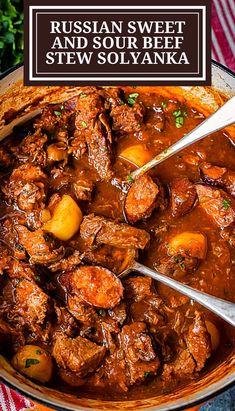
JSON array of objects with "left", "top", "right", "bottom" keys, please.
[
  {"left": 127, "top": 174, "right": 134, "bottom": 184},
  {"left": 175, "top": 116, "right": 184, "bottom": 128},
  {"left": 127, "top": 97, "right": 136, "bottom": 106},
  {"left": 54, "top": 110, "right": 62, "bottom": 117},
  {"left": 0, "top": 1, "right": 24, "bottom": 72},
  {"left": 222, "top": 198, "right": 231, "bottom": 210},
  {"left": 161, "top": 102, "right": 167, "bottom": 109},
  {"left": 129, "top": 93, "right": 139, "bottom": 99},
  {"left": 173, "top": 110, "right": 181, "bottom": 117},
  {"left": 25, "top": 358, "right": 40, "bottom": 368},
  {"left": 81, "top": 120, "right": 88, "bottom": 128},
  {"left": 34, "top": 275, "right": 40, "bottom": 282},
  {"left": 144, "top": 371, "right": 150, "bottom": 378},
  {"left": 80, "top": 93, "right": 87, "bottom": 99},
  {"left": 183, "top": 111, "right": 188, "bottom": 118},
  {"left": 35, "top": 349, "right": 42, "bottom": 355}
]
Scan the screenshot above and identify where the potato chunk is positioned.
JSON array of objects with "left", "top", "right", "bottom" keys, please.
[
  {"left": 12, "top": 345, "right": 53, "bottom": 383},
  {"left": 168, "top": 232, "right": 207, "bottom": 260},
  {"left": 44, "top": 195, "right": 83, "bottom": 241},
  {"left": 119, "top": 144, "right": 152, "bottom": 167},
  {"left": 205, "top": 320, "right": 220, "bottom": 351}
]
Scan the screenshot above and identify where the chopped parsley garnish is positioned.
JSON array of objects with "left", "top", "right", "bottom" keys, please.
[
  {"left": 127, "top": 174, "right": 134, "bottom": 184},
  {"left": 144, "top": 371, "right": 150, "bottom": 378},
  {"left": 163, "top": 149, "right": 168, "bottom": 154},
  {"left": 80, "top": 93, "right": 87, "bottom": 98},
  {"left": 127, "top": 93, "right": 139, "bottom": 106},
  {"left": 161, "top": 102, "right": 167, "bottom": 109},
  {"left": 34, "top": 275, "right": 40, "bottom": 282},
  {"left": 81, "top": 120, "right": 88, "bottom": 128},
  {"left": 173, "top": 110, "right": 181, "bottom": 117},
  {"left": 25, "top": 358, "right": 40, "bottom": 368},
  {"left": 132, "top": 86, "right": 137, "bottom": 89},
  {"left": 129, "top": 93, "right": 139, "bottom": 99},
  {"left": 54, "top": 110, "right": 62, "bottom": 117},
  {"left": 222, "top": 198, "right": 231, "bottom": 210},
  {"left": 119, "top": 100, "right": 125, "bottom": 105},
  {"left": 173, "top": 109, "right": 188, "bottom": 128},
  {"left": 35, "top": 349, "right": 42, "bottom": 355},
  {"left": 98, "top": 309, "right": 106, "bottom": 317}
]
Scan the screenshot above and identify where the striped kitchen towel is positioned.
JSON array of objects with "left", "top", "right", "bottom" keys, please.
[{"left": 212, "top": 0, "right": 235, "bottom": 71}]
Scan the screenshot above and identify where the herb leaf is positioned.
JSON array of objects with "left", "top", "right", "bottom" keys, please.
[
  {"left": 144, "top": 371, "right": 150, "bottom": 378},
  {"left": 81, "top": 120, "right": 88, "bottom": 128},
  {"left": 222, "top": 198, "right": 231, "bottom": 210},
  {"left": 54, "top": 110, "right": 62, "bottom": 117},
  {"left": 25, "top": 358, "right": 40, "bottom": 368},
  {"left": 129, "top": 93, "right": 139, "bottom": 99},
  {"left": 127, "top": 174, "right": 134, "bottom": 184}
]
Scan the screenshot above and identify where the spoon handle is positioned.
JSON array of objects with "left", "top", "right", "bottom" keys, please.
[
  {"left": 131, "top": 95, "right": 235, "bottom": 180},
  {"left": 129, "top": 261, "right": 235, "bottom": 327}
]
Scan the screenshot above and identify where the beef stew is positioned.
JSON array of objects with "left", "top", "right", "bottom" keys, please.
[{"left": 0, "top": 86, "right": 234, "bottom": 401}]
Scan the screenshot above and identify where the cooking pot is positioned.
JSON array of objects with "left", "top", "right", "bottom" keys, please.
[{"left": 0, "top": 61, "right": 234, "bottom": 411}]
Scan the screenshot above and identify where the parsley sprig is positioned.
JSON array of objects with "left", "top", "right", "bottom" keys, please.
[{"left": 0, "top": 0, "right": 24, "bottom": 73}]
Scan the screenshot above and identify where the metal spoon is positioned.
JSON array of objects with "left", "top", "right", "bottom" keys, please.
[
  {"left": 131, "top": 95, "right": 235, "bottom": 180},
  {"left": 119, "top": 260, "right": 235, "bottom": 327}
]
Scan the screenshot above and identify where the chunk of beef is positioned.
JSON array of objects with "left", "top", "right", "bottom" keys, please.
[
  {"left": 80, "top": 214, "right": 150, "bottom": 250},
  {"left": 124, "top": 277, "right": 163, "bottom": 327},
  {"left": 185, "top": 312, "right": 211, "bottom": 371},
  {"left": 110, "top": 103, "right": 145, "bottom": 133},
  {"left": 86, "top": 117, "right": 113, "bottom": 181},
  {"left": 72, "top": 93, "right": 113, "bottom": 180},
  {"left": 162, "top": 349, "right": 196, "bottom": 379},
  {"left": 200, "top": 162, "right": 235, "bottom": 197},
  {"left": 52, "top": 333, "right": 106, "bottom": 377},
  {"left": 170, "top": 177, "right": 197, "bottom": 218},
  {"left": 156, "top": 255, "right": 199, "bottom": 277},
  {"left": 49, "top": 250, "right": 82, "bottom": 272},
  {"left": 87, "top": 349, "right": 128, "bottom": 393},
  {"left": 13, "top": 279, "right": 49, "bottom": 328},
  {"left": 120, "top": 322, "right": 160, "bottom": 385},
  {"left": 83, "top": 245, "right": 137, "bottom": 274},
  {"left": 196, "top": 184, "right": 235, "bottom": 228},
  {"left": 15, "top": 225, "right": 64, "bottom": 265},
  {"left": 12, "top": 129, "right": 47, "bottom": 168},
  {"left": 108, "top": 302, "right": 127, "bottom": 325},
  {"left": 67, "top": 266, "right": 123, "bottom": 309},
  {"left": 67, "top": 295, "right": 97, "bottom": 323},
  {"left": 2, "top": 164, "right": 47, "bottom": 212},
  {"left": 83, "top": 317, "right": 119, "bottom": 353},
  {"left": 53, "top": 304, "right": 79, "bottom": 337},
  {"left": 74, "top": 92, "right": 105, "bottom": 127},
  {"left": 7, "top": 260, "right": 35, "bottom": 281},
  {"left": 124, "top": 276, "right": 153, "bottom": 302},
  {"left": 125, "top": 175, "right": 159, "bottom": 223}
]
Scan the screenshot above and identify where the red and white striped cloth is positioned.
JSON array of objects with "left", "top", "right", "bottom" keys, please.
[
  {"left": 0, "top": 384, "right": 32, "bottom": 410},
  {"left": 0, "top": 1, "right": 234, "bottom": 411},
  {"left": 212, "top": 0, "right": 235, "bottom": 71}
]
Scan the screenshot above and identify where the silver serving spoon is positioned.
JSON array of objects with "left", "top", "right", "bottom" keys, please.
[
  {"left": 131, "top": 95, "right": 235, "bottom": 180},
  {"left": 119, "top": 260, "right": 235, "bottom": 327}
]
